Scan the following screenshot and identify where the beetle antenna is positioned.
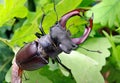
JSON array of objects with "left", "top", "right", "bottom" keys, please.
[
  {"left": 53, "top": 0, "right": 58, "bottom": 22},
  {"left": 79, "top": 46, "right": 102, "bottom": 53},
  {"left": 35, "top": 8, "right": 46, "bottom": 37}
]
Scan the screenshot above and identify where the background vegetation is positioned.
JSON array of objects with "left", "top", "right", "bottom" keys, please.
[{"left": 0, "top": 0, "right": 120, "bottom": 83}]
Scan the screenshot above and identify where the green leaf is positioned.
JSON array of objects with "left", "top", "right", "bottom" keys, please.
[
  {"left": 87, "top": 0, "right": 120, "bottom": 27},
  {"left": 23, "top": 69, "right": 52, "bottom": 83},
  {"left": 10, "top": 23, "right": 37, "bottom": 46},
  {"left": 6, "top": 66, "right": 76, "bottom": 83},
  {"left": 59, "top": 37, "right": 111, "bottom": 83},
  {"left": 112, "top": 35, "right": 120, "bottom": 44},
  {"left": 0, "top": 37, "right": 13, "bottom": 49},
  {"left": 107, "top": 65, "right": 120, "bottom": 83},
  {"left": 77, "top": 37, "right": 111, "bottom": 70},
  {"left": 5, "top": 67, "right": 11, "bottom": 82},
  {"left": 59, "top": 51, "right": 104, "bottom": 83},
  {"left": 24, "top": 66, "right": 75, "bottom": 83},
  {"left": 0, "top": 0, "right": 28, "bottom": 26},
  {"left": 5, "top": 67, "right": 51, "bottom": 83},
  {"left": 79, "top": 0, "right": 94, "bottom": 7},
  {"left": 101, "top": 57, "right": 120, "bottom": 83},
  {"left": 103, "top": 31, "right": 120, "bottom": 69}
]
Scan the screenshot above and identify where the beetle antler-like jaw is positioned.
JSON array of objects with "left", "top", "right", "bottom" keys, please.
[
  {"left": 59, "top": 8, "right": 93, "bottom": 45},
  {"left": 72, "top": 14, "right": 94, "bottom": 44},
  {"left": 59, "top": 9, "right": 88, "bottom": 28}
]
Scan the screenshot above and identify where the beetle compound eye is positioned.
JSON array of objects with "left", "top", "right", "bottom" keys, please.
[{"left": 59, "top": 44, "right": 71, "bottom": 54}]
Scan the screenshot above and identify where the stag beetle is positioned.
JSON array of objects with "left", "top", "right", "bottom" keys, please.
[
  {"left": 16, "top": 8, "right": 93, "bottom": 70},
  {"left": 12, "top": 7, "right": 93, "bottom": 83}
]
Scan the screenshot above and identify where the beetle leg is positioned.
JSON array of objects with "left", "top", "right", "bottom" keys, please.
[
  {"left": 56, "top": 57, "right": 73, "bottom": 78},
  {"left": 23, "top": 42, "right": 28, "bottom": 45},
  {"left": 35, "top": 32, "right": 42, "bottom": 38},
  {"left": 39, "top": 11, "right": 46, "bottom": 36},
  {"left": 35, "top": 7, "right": 46, "bottom": 38}
]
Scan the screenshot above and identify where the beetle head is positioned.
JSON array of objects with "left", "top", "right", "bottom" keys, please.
[
  {"left": 50, "top": 23, "right": 77, "bottom": 54},
  {"left": 50, "top": 8, "right": 93, "bottom": 53}
]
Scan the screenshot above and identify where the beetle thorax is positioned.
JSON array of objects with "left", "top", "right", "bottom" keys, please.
[{"left": 37, "top": 34, "right": 62, "bottom": 59}]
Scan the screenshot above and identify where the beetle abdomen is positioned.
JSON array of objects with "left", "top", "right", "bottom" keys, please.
[{"left": 16, "top": 41, "right": 48, "bottom": 70}]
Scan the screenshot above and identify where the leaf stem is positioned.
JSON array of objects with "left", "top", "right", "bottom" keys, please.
[{"left": 0, "top": 38, "right": 13, "bottom": 49}]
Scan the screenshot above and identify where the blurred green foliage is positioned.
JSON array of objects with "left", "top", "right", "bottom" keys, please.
[
  {"left": 0, "top": 0, "right": 120, "bottom": 83},
  {"left": 0, "top": 42, "right": 14, "bottom": 82}
]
